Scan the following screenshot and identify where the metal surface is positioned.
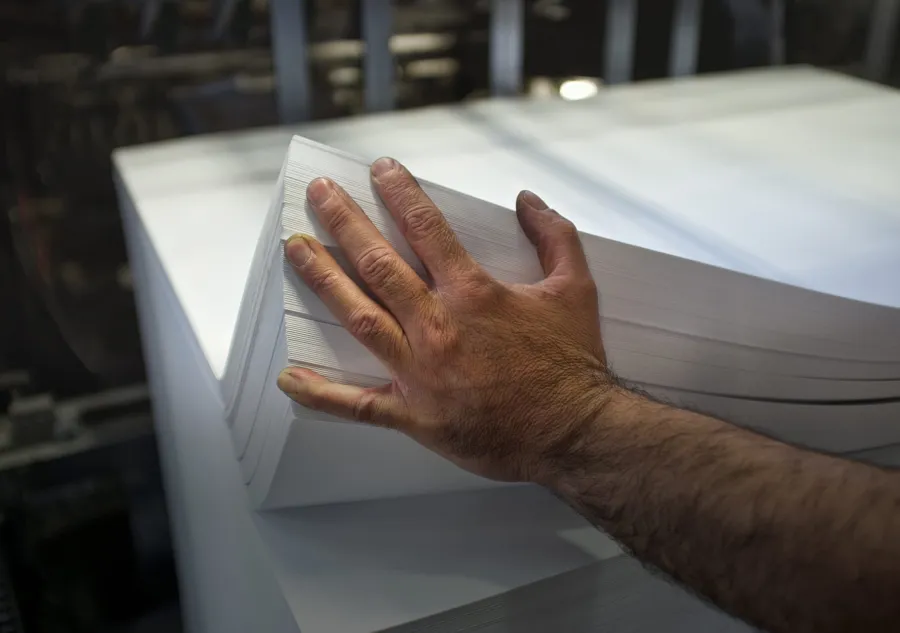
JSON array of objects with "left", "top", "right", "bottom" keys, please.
[
  {"left": 0, "top": 385, "right": 171, "bottom": 633},
  {"left": 669, "top": 0, "right": 703, "bottom": 77},
  {"left": 270, "top": 0, "right": 311, "bottom": 122},
  {"left": 362, "top": 0, "right": 395, "bottom": 112},
  {"left": 140, "top": 0, "right": 164, "bottom": 40},
  {"left": 490, "top": 0, "right": 524, "bottom": 97},
  {"left": 769, "top": 0, "right": 786, "bottom": 65},
  {"left": 866, "top": 0, "right": 900, "bottom": 81},
  {"left": 604, "top": 0, "right": 637, "bottom": 85},
  {"left": 724, "top": 0, "right": 773, "bottom": 67},
  {"left": 213, "top": 0, "right": 242, "bottom": 39},
  {"left": 0, "top": 549, "right": 26, "bottom": 633},
  {"left": 0, "top": 384, "right": 151, "bottom": 468}
]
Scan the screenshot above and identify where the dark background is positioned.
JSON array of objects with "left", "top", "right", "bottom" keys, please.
[{"left": 0, "top": 1, "right": 895, "bottom": 631}]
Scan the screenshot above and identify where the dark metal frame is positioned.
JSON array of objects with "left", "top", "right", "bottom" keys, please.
[{"left": 266, "top": 0, "right": 899, "bottom": 124}]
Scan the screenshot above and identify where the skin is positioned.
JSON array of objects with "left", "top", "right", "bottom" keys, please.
[{"left": 277, "top": 156, "right": 900, "bottom": 633}]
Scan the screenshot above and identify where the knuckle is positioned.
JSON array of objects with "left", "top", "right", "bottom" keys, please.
[
  {"left": 352, "top": 392, "right": 380, "bottom": 423},
  {"left": 306, "top": 267, "right": 342, "bottom": 295},
  {"left": 402, "top": 203, "right": 442, "bottom": 238},
  {"left": 570, "top": 275, "right": 598, "bottom": 300},
  {"left": 475, "top": 275, "right": 505, "bottom": 300},
  {"left": 346, "top": 308, "right": 383, "bottom": 342},
  {"left": 380, "top": 169, "right": 415, "bottom": 195},
  {"left": 323, "top": 203, "right": 355, "bottom": 235},
  {"left": 553, "top": 216, "right": 579, "bottom": 241},
  {"left": 539, "top": 282, "right": 568, "bottom": 303},
  {"left": 457, "top": 275, "right": 501, "bottom": 306},
  {"left": 425, "top": 329, "right": 461, "bottom": 355},
  {"left": 422, "top": 311, "right": 461, "bottom": 354},
  {"left": 557, "top": 276, "right": 598, "bottom": 307},
  {"left": 355, "top": 246, "right": 396, "bottom": 286}
]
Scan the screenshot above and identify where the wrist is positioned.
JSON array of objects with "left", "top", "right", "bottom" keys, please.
[{"left": 532, "top": 378, "right": 644, "bottom": 491}]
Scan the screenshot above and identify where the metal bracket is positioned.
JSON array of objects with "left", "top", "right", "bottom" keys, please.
[
  {"left": 213, "top": 0, "right": 241, "bottom": 39},
  {"left": 769, "top": 0, "right": 786, "bottom": 65},
  {"left": 669, "top": 0, "right": 703, "bottom": 77},
  {"left": 269, "top": 0, "right": 311, "bottom": 122},
  {"left": 866, "top": 0, "right": 900, "bottom": 82},
  {"left": 605, "top": 0, "right": 637, "bottom": 85},
  {"left": 362, "top": 0, "right": 395, "bottom": 112},
  {"left": 490, "top": 0, "right": 525, "bottom": 97}
]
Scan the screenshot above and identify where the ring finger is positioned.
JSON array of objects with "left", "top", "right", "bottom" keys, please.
[{"left": 285, "top": 234, "right": 409, "bottom": 368}]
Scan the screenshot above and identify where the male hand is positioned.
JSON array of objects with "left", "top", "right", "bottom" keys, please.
[
  {"left": 278, "top": 157, "right": 616, "bottom": 484},
  {"left": 277, "top": 158, "right": 900, "bottom": 633}
]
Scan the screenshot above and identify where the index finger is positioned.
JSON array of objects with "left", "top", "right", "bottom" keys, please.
[
  {"left": 370, "top": 157, "right": 479, "bottom": 286},
  {"left": 307, "top": 177, "right": 431, "bottom": 328}
]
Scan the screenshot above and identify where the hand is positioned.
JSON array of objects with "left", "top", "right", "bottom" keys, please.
[{"left": 278, "top": 157, "right": 617, "bottom": 485}]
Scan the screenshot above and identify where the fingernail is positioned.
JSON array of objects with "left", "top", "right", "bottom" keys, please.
[
  {"left": 278, "top": 367, "right": 312, "bottom": 393},
  {"left": 277, "top": 369, "right": 298, "bottom": 393},
  {"left": 521, "top": 190, "right": 548, "bottom": 211},
  {"left": 285, "top": 234, "right": 312, "bottom": 266},
  {"left": 307, "top": 178, "right": 333, "bottom": 205},
  {"left": 371, "top": 157, "right": 397, "bottom": 179}
]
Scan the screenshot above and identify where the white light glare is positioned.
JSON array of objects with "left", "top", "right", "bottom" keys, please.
[{"left": 559, "top": 78, "right": 599, "bottom": 101}]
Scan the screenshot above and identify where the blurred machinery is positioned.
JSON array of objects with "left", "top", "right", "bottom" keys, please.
[
  {"left": 3, "top": 0, "right": 895, "bottom": 389},
  {"left": 0, "top": 1, "right": 896, "bottom": 632}
]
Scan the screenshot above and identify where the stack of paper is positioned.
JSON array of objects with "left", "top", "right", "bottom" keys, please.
[{"left": 225, "top": 135, "right": 900, "bottom": 510}]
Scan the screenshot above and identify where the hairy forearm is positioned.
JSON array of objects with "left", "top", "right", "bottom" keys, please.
[{"left": 549, "top": 387, "right": 900, "bottom": 633}]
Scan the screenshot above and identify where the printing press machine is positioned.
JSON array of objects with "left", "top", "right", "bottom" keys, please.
[{"left": 114, "top": 65, "right": 900, "bottom": 633}]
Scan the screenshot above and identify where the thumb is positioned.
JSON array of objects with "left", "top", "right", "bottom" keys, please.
[{"left": 515, "top": 190, "right": 590, "bottom": 280}]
